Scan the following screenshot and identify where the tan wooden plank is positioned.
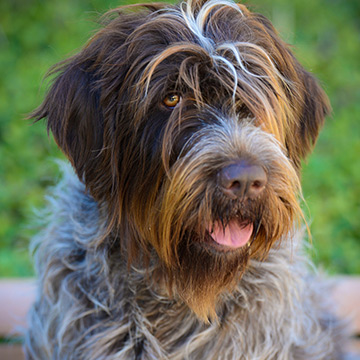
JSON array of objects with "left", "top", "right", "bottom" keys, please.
[
  {"left": 0, "top": 279, "right": 36, "bottom": 336},
  {"left": 332, "top": 277, "right": 360, "bottom": 334},
  {"left": 0, "top": 344, "right": 24, "bottom": 360}
]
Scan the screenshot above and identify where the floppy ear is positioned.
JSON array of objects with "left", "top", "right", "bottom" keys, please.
[
  {"left": 32, "top": 58, "right": 104, "bottom": 180},
  {"left": 250, "top": 12, "right": 331, "bottom": 169},
  {"left": 286, "top": 68, "right": 331, "bottom": 169},
  {"left": 31, "top": 4, "right": 168, "bottom": 204},
  {"left": 30, "top": 56, "right": 117, "bottom": 206}
]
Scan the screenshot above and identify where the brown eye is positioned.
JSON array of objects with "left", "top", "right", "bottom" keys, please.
[{"left": 163, "top": 94, "right": 180, "bottom": 108}]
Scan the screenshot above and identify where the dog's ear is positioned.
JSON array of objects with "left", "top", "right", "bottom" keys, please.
[
  {"left": 286, "top": 68, "right": 331, "bottom": 169},
  {"left": 250, "top": 12, "right": 330, "bottom": 169},
  {"left": 31, "top": 58, "right": 104, "bottom": 183},
  {"left": 31, "top": 4, "right": 167, "bottom": 201},
  {"left": 30, "top": 57, "right": 115, "bottom": 207}
]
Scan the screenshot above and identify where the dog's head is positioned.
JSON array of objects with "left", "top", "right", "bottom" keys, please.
[{"left": 33, "top": 0, "right": 329, "bottom": 320}]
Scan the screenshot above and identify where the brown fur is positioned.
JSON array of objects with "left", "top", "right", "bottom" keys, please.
[{"left": 26, "top": 1, "right": 344, "bottom": 358}]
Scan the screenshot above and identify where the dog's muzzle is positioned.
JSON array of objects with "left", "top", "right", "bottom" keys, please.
[{"left": 205, "top": 160, "right": 267, "bottom": 249}]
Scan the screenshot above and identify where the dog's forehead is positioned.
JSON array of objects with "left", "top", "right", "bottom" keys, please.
[
  {"left": 120, "top": 0, "right": 292, "bottom": 141},
  {"left": 127, "top": 3, "right": 248, "bottom": 90},
  {"left": 129, "top": 0, "right": 248, "bottom": 58},
  {"left": 160, "top": 0, "right": 245, "bottom": 50},
  {"left": 127, "top": 1, "right": 286, "bottom": 97}
]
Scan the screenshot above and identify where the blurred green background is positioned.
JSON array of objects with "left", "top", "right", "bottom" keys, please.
[{"left": 0, "top": 0, "right": 359, "bottom": 277}]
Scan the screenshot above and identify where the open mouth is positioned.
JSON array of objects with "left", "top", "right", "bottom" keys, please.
[{"left": 207, "top": 220, "right": 254, "bottom": 250}]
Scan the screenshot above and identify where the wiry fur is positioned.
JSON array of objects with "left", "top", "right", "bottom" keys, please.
[
  {"left": 26, "top": 166, "right": 343, "bottom": 359},
  {"left": 26, "top": 0, "right": 345, "bottom": 358}
]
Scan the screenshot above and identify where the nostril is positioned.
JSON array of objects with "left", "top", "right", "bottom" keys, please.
[
  {"left": 229, "top": 180, "right": 241, "bottom": 190},
  {"left": 251, "top": 179, "right": 266, "bottom": 190},
  {"left": 219, "top": 161, "right": 267, "bottom": 200},
  {"left": 224, "top": 180, "right": 244, "bottom": 199},
  {"left": 248, "top": 178, "right": 267, "bottom": 198}
]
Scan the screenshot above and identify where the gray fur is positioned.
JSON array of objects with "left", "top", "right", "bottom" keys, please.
[{"left": 25, "top": 164, "right": 345, "bottom": 359}]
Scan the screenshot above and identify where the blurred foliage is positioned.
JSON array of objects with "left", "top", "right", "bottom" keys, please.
[{"left": 0, "top": 0, "right": 359, "bottom": 277}]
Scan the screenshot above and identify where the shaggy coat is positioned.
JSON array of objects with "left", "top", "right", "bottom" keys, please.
[
  {"left": 25, "top": 0, "right": 345, "bottom": 358},
  {"left": 26, "top": 167, "right": 343, "bottom": 359}
]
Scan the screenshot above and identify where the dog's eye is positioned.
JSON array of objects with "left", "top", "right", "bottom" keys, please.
[{"left": 163, "top": 94, "right": 181, "bottom": 108}]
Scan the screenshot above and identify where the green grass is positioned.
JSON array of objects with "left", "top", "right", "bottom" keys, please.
[{"left": 0, "top": 0, "right": 359, "bottom": 276}]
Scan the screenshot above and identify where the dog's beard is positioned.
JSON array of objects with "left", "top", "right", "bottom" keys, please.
[
  {"left": 158, "top": 190, "right": 295, "bottom": 321},
  {"left": 173, "top": 233, "right": 251, "bottom": 321}
]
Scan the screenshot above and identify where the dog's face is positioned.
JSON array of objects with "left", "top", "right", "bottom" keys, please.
[{"left": 34, "top": 0, "right": 329, "bottom": 320}]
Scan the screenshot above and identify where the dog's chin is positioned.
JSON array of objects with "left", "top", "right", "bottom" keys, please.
[{"left": 174, "top": 228, "right": 251, "bottom": 321}]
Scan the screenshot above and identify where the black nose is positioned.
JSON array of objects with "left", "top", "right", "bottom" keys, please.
[{"left": 218, "top": 161, "right": 267, "bottom": 200}]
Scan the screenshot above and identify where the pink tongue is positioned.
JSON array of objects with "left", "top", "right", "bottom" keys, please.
[{"left": 209, "top": 221, "right": 253, "bottom": 248}]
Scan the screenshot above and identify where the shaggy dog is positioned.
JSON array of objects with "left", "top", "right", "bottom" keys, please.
[{"left": 25, "top": 0, "right": 345, "bottom": 358}]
